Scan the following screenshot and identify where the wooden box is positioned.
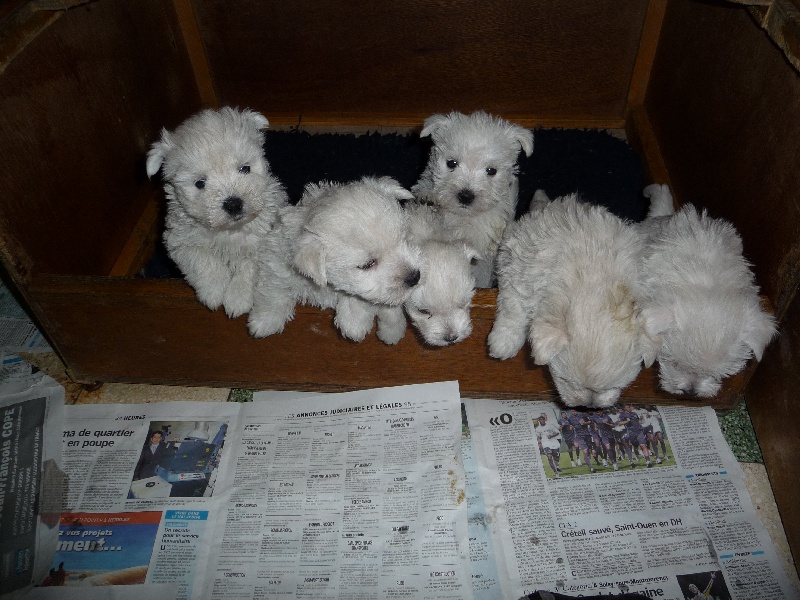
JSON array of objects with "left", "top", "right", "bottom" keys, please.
[{"left": 1, "top": 0, "right": 800, "bottom": 566}]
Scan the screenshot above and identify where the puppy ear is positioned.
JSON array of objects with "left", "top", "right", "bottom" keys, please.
[
  {"left": 530, "top": 319, "right": 569, "bottom": 366},
  {"left": 742, "top": 307, "right": 778, "bottom": 361},
  {"left": 512, "top": 126, "right": 534, "bottom": 157},
  {"left": 145, "top": 128, "right": 173, "bottom": 178},
  {"left": 293, "top": 230, "right": 327, "bottom": 287},
  {"left": 243, "top": 109, "right": 270, "bottom": 131},
  {"left": 420, "top": 113, "right": 451, "bottom": 138},
  {"left": 373, "top": 176, "right": 415, "bottom": 203}
]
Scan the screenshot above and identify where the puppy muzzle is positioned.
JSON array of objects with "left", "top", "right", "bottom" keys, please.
[
  {"left": 222, "top": 196, "right": 244, "bottom": 218},
  {"left": 457, "top": 188, "right": 475, "bottom": 206},
  {"left": 404, "top": 269, "right": 421, "bottom": 288}
]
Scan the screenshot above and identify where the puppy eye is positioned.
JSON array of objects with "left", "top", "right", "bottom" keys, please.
[
  {"left": 446, "top": 159, "right": 458, "bottom": 170},
  {"left": 239, "top": 165, "right": 250, "bottom": 174},
  {"left": 486, "top": 167, "right": 497, "bottom": 177},
  {"left": 358, "top": 259, "right": 377, "bottom": 270},
  {"left": 418, "top": 308, "right": 432, "bottom": 317},
  {"left": 195, "top": 179, "right": 206, "bottom": 189}
]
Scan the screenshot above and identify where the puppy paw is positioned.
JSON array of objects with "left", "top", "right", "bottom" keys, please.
[
  {"left": 376, "top": 308, "right": 407, "bottom": 345},
  {"left": 487, "top": 327, "right": 525, "bottom": 360},
  {"left": 334, "top": 297, "right": 375, "bottom": 342},
  {"left": 223, "top": 278, "right": 254, "bottom": 318},
  {"left": 195, "top": 286, "right": 226, "bottom": 312},
  {"left": 247, "top": 311, "right": 288, "bottom": 338},
  {"left": 335, "top": 315, "right": 374, "bottom": 342}
]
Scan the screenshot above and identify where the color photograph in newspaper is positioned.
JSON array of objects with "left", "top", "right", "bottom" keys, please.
[
  {"left": 128, "top": 421, "right": 228, "bottom": 500},
  {"left": 42, "top": 511, "right": 161, "bottom": 587}
]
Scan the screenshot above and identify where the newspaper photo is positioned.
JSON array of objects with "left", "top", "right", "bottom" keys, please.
[{"left": 463, "top": 398, "right": 797, "bottom": 600}]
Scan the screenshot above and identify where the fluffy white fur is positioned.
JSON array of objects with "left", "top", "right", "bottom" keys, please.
[
  {"left": 146, "top": 107, "right": 287, "bottom": 318},
  {"left": 489, "top": 192, "right": 659, "bottom": 408},
  {"left": 248, "top": 176, "right": 422, "bottom": 345},
  {"left": 412, "top": 110, "right": 534, "bottom": 288},
  {"left": 638, "top": 184, "right": 777, "bottom": 397},
  {"left": 404, "top": 203, "right": 477, "bottom": 346}
]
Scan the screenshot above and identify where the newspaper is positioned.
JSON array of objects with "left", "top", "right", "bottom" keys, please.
[
  {"left": 463, "top": 399, "right": 797, "bottom": 600},
  {"left": 7, "top": 376, "right": 796, "bottom": 600},
  {"left": 203, "top": 381, "right": 471, "bottom": 599},
  {"left": 0, "top": 282, "right": 50, "bottom": 355},
  {"left": 0, "top": 365, "right": 65, "bottom": 598},
  {"left": 39, "top": 381, "right": 469, "bottom": 600}
]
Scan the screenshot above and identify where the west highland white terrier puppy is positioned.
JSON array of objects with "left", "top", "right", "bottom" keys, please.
[
  {"left": 248, "top": 176, "right": 422, "bottom": 345},
  {"left": 403, "top": 203, "right": 477, "bottom": 346},
  {"left": 638, "top": 184, "right": 777, "bottom": 397},
  {"left": 412, "top": 110, "right": 534, "bottom": 288},
  {"left": 489, "top": 192, "right": 660, "bottom": 408},
  {"left": 146, "top": 107, "right": 287, "bottom": 318}
]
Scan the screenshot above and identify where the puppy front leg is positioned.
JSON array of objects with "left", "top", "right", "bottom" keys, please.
[
  {"left": 171, "top": 245, "right": 231, "bottom": 311},
  {"left": 247, "top": 280, "right": 296, "bottom": 338},
  {"left": 375, "top": 305, "right": 407, "bottom": 345},
  {"left": 223, "top": 259, "right": 257, "bottom": 318},
  {"left": 487, "top": 290, "right": 528, "bottom": 359},
  {"left": 334, "top": 296, "right": 375, "bottom": 342}
]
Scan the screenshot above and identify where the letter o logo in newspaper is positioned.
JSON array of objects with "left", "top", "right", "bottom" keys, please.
[{"left": 489, "top": 413, "right": 513, "bottom": 426}]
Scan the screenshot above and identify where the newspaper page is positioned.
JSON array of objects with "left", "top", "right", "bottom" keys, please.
[
  {"left": 51, "top": 401, "right": 241, "bottom": 600},
  {"left": 0, "top": 282, "right": 50, "bottom": 354},
  {"left": 204, "top": 381, "right": 471, "bottom": 600},
  {"left": 464, "top": 399, "right": 796, "bottom": 600},
  {"left": 0, "top": 367, "right": 65, "bottom": 598}
]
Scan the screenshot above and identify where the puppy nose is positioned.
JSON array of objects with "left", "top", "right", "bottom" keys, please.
[
  {"left": 443, "top": 332, "right": 458, "bottom": 344},
  {"left": 222, "top": 196, "right": 243, "bottom": 216},
  {"left": 457, "top": 189, "right": 475, "bottom": 206},
  {"left": 683, "top": 388, "right": 698, "bottom": 398},
  {"left": 404, "top": 269, "right": 421, "bottom": 288}
]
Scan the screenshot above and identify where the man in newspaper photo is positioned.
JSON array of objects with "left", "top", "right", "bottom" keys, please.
[
  {"left": 535, "top": 413, "right": 562, "bottom": 479},
  {"left": 133, "top": 430, "right": 168, "bottom": 480}
]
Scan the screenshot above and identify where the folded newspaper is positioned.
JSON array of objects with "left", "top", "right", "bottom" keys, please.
[{"left": 1, "top": 378, "right": 795, "bottom": 600}]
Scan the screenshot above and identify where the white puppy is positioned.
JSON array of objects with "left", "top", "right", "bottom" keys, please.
[
  {"left": 248, "top": 176, "right": 422, "bottom": 345},
  {"left": 146, "top": 107, "right": 287, "bottom": 318},
  {"left": 412, "top": 110, "right": 534, "bottom": 288},
  {"left": 403, "top": 204, "right": 477, "bottom": 346},
  {"left": 489, "top": 192, "right": 659, "bottom": 408},
  {"left": 638, "top": 184, "right": 777, "bottom": 397}
]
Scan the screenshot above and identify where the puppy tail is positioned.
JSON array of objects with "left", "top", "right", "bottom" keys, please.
[{"left": 642, "top": 183, "right": 675, "bottom": 218}]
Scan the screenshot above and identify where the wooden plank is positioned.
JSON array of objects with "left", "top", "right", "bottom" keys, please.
[
  {"left": 265, "top": 112, "right": 627, "bottom": 131},
  {"left": 28, "top": 273, "right": 745, "bottom": 409},
  {"left": 108, "top": 194, "right": 162, "bottom": 277},
  {"left": 626, "top": 0, "right": 668, "bottom": 112},
  {"left": 172, "top": 0, "right": 218, "bottom": 109},
  {"left": 747, "top": 289, "right": 800, "bottom": 573},
  {"left": 192, "top": 0, "right": 649, "bottom": 120},
  {"left": 625, "top": 105, "right": 672, "bottom": 189}
]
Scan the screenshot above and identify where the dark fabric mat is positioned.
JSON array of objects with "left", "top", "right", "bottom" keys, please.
[{"left": 141, "top": 127, "right": 646, "bottom": 279}]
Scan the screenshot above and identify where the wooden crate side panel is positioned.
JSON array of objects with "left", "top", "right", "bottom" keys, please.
[
  {"left": 191, "top": 0, "right": 649, "bottom": 122},
  {"left": 29, "top": 274, "right": 746, "bottom": 408},
  {"left": 747, "top": 286, "right": 800, "bottom": 575},
  {"left": 0, "top": 0, "right": 199, "bottom": 278},
  {"left": 644, "top": 0, "right": 800, "bottom": 317}
]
